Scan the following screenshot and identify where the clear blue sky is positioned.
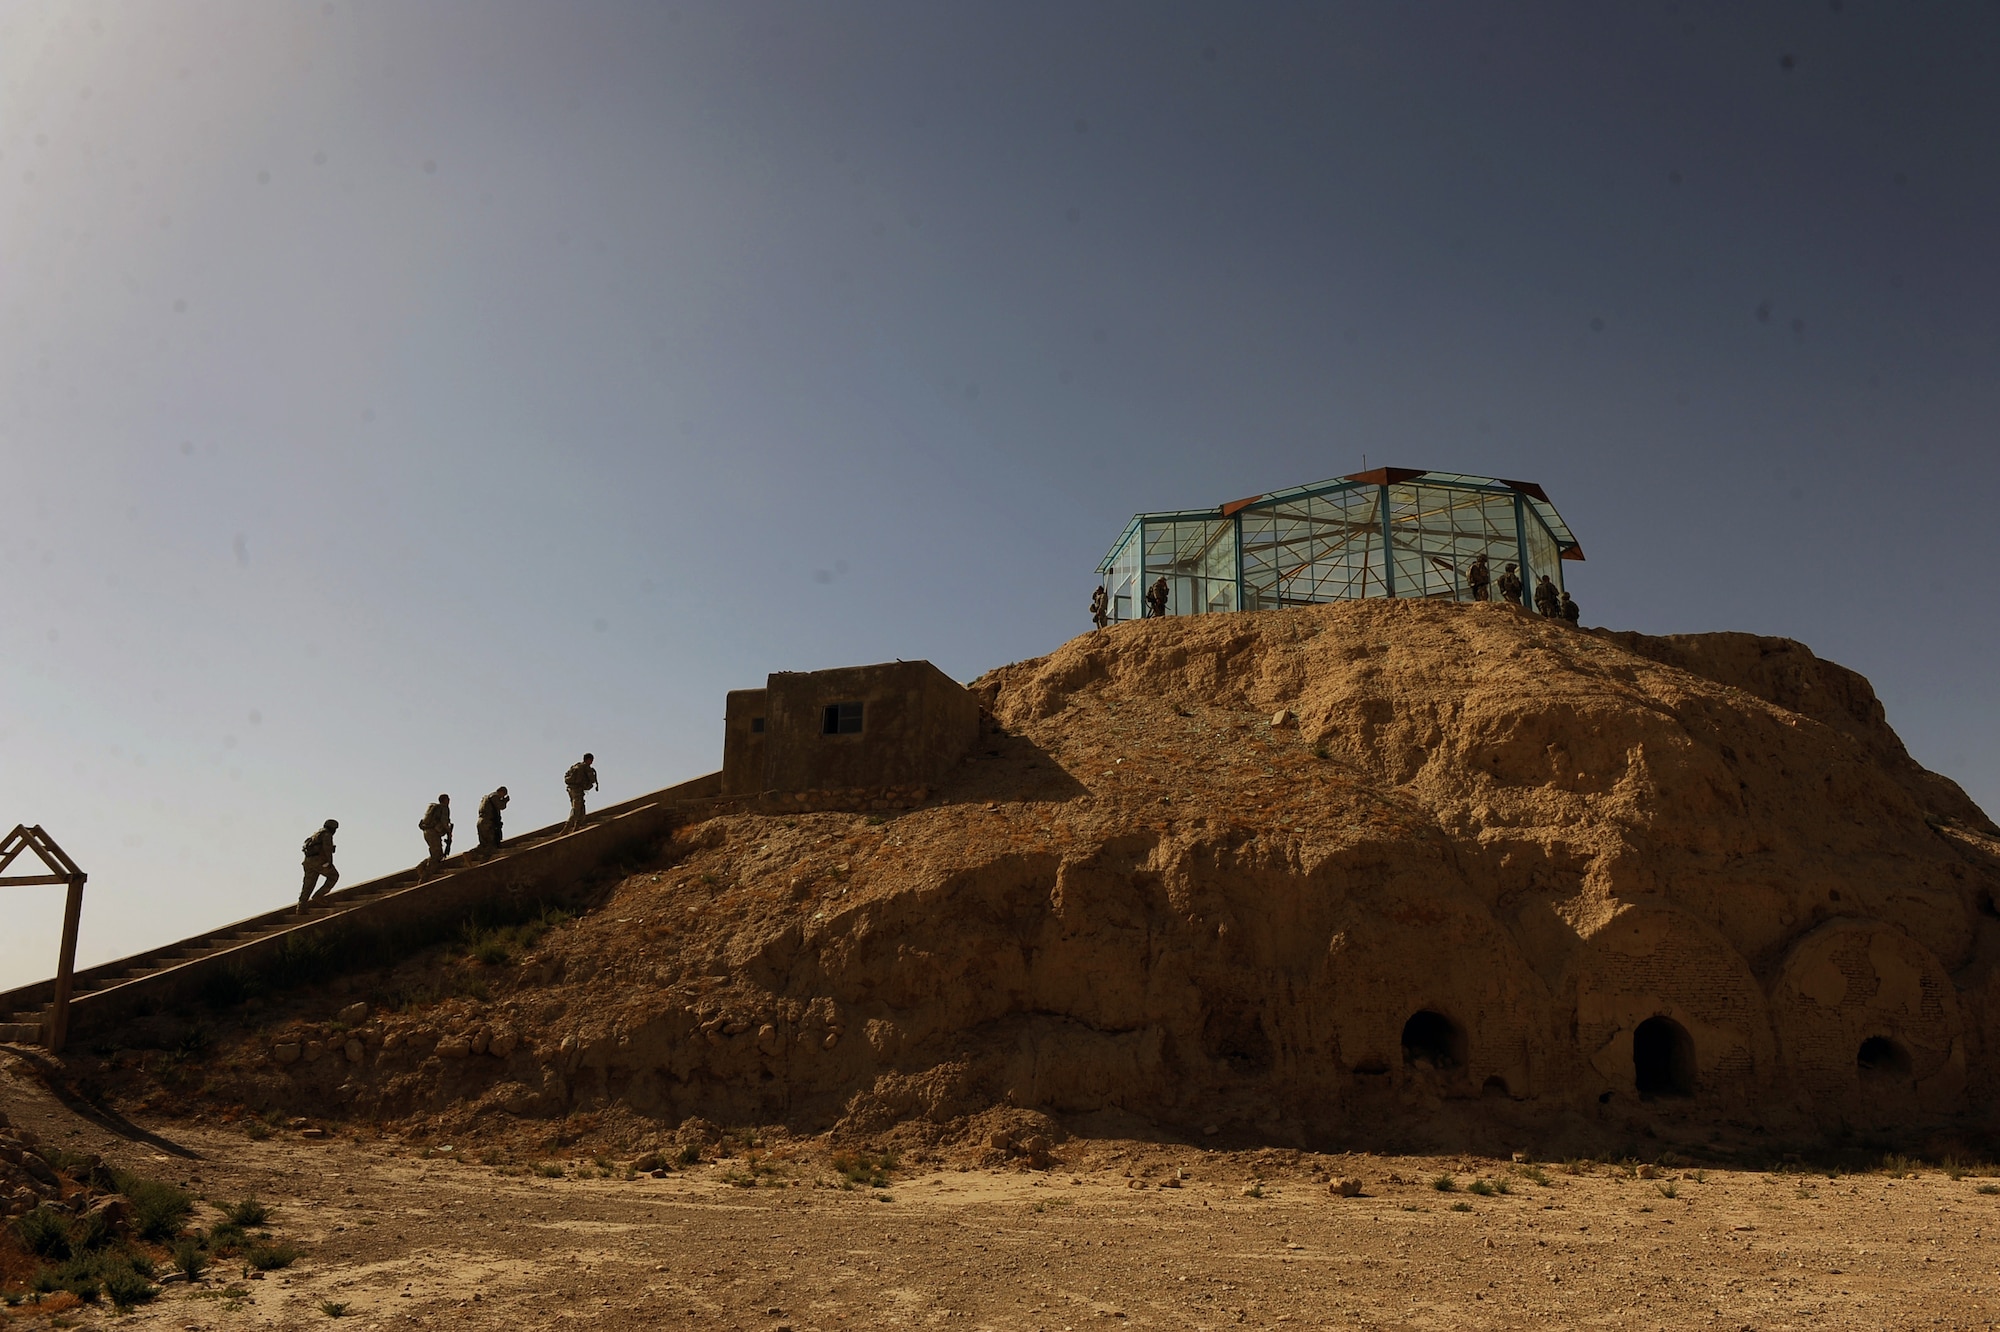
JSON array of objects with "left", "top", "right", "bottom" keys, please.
[{"left": 4, "top": 1, "right": 1996, "bottom": 988}]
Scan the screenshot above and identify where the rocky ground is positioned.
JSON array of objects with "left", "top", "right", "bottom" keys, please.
[{"left": 3, "top": 1052, "right": 1998, "bottom": 1330}]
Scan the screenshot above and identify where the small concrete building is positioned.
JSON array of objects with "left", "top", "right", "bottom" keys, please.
[{"left": 722, "top": 660, "right": 981, "bottom": 805}]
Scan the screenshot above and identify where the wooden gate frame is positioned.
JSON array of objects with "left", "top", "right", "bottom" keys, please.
[{"left": 0, "top": 826, "right": 87, "bottom": 1053}]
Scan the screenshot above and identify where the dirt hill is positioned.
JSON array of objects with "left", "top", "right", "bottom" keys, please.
[{"left": 84, "top": 601, "right": 2000, "bottom": 1161}]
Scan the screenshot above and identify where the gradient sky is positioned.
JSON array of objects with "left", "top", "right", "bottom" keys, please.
[{"left": 4, "top": 1, "right": 1997, "bottom": 989}]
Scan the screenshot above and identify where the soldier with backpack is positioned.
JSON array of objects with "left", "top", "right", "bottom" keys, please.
[
  {"left": 1534, "top": 574, "right": 1561, "bottom": 617},
  {"left": 1497, "top": 562, "right": 1524, "bottom": 606},
  {"left": 475, "top": 786, "right": 509, "bottom": 858},
  {"left": 298, "top": 818, "right": 339, "bottom": 909},
  {"left": 416, "top": 793, "right": 452, "bottom": 883},
  {"left": 1089, "top": 585, "right": 1110, "bottom": 630},
  {"left": 563, "top": 753, "right": 599, "bottom": 832}
]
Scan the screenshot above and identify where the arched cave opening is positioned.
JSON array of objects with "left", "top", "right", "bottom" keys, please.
[
  {"left": 1400, "top": 1010, "right": 1467, "bottom": 1071},
  {"left": 1481, "top": 1075, "right": 1511, "bottom": 1098},
  {"left": 1202, "top": 1006, "right": 1274, "bottom": 1075},
  {"left": 1633, "top": 1016, "right": 1696, "bottom": 1098},
  {"left": 1856, "top": 1035, "right": 1912, "bottom": 1080}
]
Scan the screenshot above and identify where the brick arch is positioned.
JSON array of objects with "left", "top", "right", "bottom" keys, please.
[
  {"left": 1565, "top": 904, "right": 1776, "bottom": 1102},
  {"left": 1322, "top": 896, "right": 1552, "bottom": 1098},
  {"left": 1772, "top": 919, "right": 1965, "bottom": 1123}
]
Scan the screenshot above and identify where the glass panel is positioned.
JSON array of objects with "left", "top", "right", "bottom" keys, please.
[
  {"left": 1101, "top": 524, "right": 1144, "bottom": 624},
  {"left": 1239, "top": 483, "right": 1386, "bottom": 608},
  {"left": 1523, "top": 507, "right": 1562, "bottom": 610},
  {"left": 1098, "top": 472, "right": 1578, "bottom": 616},
  {"left": 1142, "top": 518, "right": 1238, "bottom": 616}
]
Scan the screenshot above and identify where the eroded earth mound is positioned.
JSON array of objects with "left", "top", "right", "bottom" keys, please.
[{"left": 101, "top": 602, "right": 2000, "bottom": 1158}]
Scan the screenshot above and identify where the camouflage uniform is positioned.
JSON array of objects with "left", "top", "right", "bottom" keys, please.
[
  {"left": 299, "top": 824, "right": 338, "bottom": 906},
  {"left": 1497, "top": 564, "right": 1524, "bottom": 606},
  {"left": 417, "top": 797, "right": 452, "bottom": 881},
  {"left": 563, "top": 757, "right": 599, "bottom": 832},
  {"left": 1534, "top": 574, "right": 1560, "bottom": 617},
  {"left": 1145, "top": 576, "right": 1169, "bottom": 618},
  {"left": 1468, "top": 554, "right": 1491, "bottom": 602},
  {"left": 1089, "top": 586, "right": 1110, "bottom": 630},
  {"left": 476, "top": 788, "right": 509, "bottom": 858},
  {"left": 1560, "top": 591, "right": 1580, "bottom": 625}
]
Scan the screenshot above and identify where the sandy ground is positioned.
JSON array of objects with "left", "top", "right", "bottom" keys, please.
[{"left": 5, "top": 1062, "right": 1998, "bottom": 1332}]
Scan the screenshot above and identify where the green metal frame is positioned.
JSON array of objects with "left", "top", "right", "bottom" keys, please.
[{"left": 1094, "top": 469, "right": 1581, "bottom": 623}]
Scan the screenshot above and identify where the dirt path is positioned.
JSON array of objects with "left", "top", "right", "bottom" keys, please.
[{"left": 5, "top": 1049, "right": 1996, "bottom": 1332}]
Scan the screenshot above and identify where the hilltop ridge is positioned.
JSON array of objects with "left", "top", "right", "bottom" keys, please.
[{"left": 87, "top": 601, "right": 2000, "bottom": 1159}]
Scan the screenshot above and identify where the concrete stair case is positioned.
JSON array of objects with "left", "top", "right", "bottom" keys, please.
[{"left": 0, "top": 772, "right": 725, "bottom": 1048}]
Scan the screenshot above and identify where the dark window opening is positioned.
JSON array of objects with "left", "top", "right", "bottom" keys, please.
[
  {"left": 1400, "top": 1010, "right": 1467, "bottom": 1071},
  {"left": 1856, "top": 1035, "right": 1912, "bottom": 1079},
  {"left": 749, "top": 716, "right": 765, "bottom": 734},
  {"left": 821, "top": 701, "right": 864, "bottom": 735},
  {"left": 1633, "top": 1016, "right": 1696, "bottom": 1098},
  {"left": 1481, "top": 1075, "right": 1511, "bottom": 1098},
  {"left": 1352, "top": 1058, "right": 1390, "bottom": 1076},
  {"left": 1201, "top": 1007, "right": 1273, "bottom": 1076}
]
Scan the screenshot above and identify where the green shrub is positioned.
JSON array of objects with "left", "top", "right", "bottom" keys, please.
[
  {"left": 245, "top": 1239, "right": 304, "bottom": 1271},
  {"left": 11, "top": 1206, "right": 72, "bottom": 1260},
  {"left": 53, "top": 1255, "right": 104, "bottom": 1303},
  {"left": 114, "top": 1173, "right": 194, "bottom": 1241},
  {"left": 222, "top": 1198, "right": 272, "bottom": 1227},
  {"left": 319, "top": 1299, "right": 350, "bottom": 1317},
  {"left": 67, "top": 1206, "right": 116, "bottom": 1253},
  {"left": 47, "top": 1149, "right": 96, "bottom": 1176},
  {"left": 462, "top": 906, "right": 573, "bottom": 967},
  {"left": 102, "top": 1260, "right": 157, "bottom": 1309},
  {"left": 831, "top": 1151, "right": 895, "bottom": 1189},
  {"left": 172, "top": 1238, "right": 209, "bottom": 1282},
  {"left": 1977, "top": 1183, "right": 1999, "bottom": 1196},
  {"left": 1431, "top": 1174, "right": 1457, "bottom": 1193},
  {"left": 206, "top": 1220, "right": 248, "bottom": 1255},
  {"left": 1467, "top": 1179, "right": 1496, "bottom": 1197},
  {"left": 676, "top": 1143, "right": 703, "bottom": 1166},
  {"left": 1449, "top": 1200, "right": 1474, "bottom": 1212}
]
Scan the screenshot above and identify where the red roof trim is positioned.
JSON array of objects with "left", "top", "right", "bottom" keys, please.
[
  {"left": 1218, "top": 494, "right": 1264, "bottom": 517},
  {"left": 1341, "top": 466, "right": 1427, "bottom": 486},
  {"left": 1498, "top": 477, "right": 1552, "bottom": 503}
]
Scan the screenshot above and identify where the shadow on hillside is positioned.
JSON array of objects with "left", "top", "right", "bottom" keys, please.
[
  {"left": 934, "top": 729, "right": 1091, "bottom": 806},
  {"left": 7, "top": 1045, "right": 203, "bottom": 1160}
]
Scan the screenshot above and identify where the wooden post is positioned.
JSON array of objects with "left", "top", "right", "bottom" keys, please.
[
  {"left": 50, "top": 876, "right": 85, "bottom": 1054},
  {"left": 0, "top": 825, "right": 89, "bottom": 1054}
]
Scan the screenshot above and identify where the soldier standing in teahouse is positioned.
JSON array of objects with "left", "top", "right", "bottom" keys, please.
[
  {"left": 1468, "top": 553, "right": 1490, "bottom": 602},
  {"left": 564, "top": 753, "right": 599, "bottom": 832},
  {"left": 1534, "top": 573, "right": 1561, "bottom": 617}
]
